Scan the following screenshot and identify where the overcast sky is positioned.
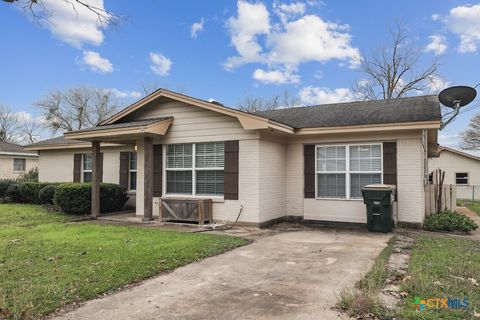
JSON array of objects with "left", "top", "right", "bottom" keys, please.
[{"left": 1, "top": 0, "right": 479, "bottom": 147}]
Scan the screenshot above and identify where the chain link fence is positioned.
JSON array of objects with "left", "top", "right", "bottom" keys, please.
[{"left": 456, "top": 185, "right": 480, "bottom": 213}]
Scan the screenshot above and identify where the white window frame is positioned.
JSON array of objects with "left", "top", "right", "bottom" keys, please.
[
  {"left": 455, "top": 172, "right": 469, "bottom": 185},
  {"left": 163, "top": 143, "right": 225, "bottom": 199},
  {"left": 129, "top": 152, "right": 137, "bottom": 192},
  {"left": 13, "top": 158, "right": 26, "bottom": 172},
  {"left": 315, "top": 143, "right": 383, "bottom": 200},
  {"left": 82, "top": 153, "right": 92, "bottom": 183}
]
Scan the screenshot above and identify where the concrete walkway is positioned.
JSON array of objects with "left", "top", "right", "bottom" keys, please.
[{"left": 54, "top": 230, "right": 390, "bottom": 320}]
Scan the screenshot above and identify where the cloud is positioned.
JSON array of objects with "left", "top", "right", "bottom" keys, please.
[
  {"left": 427, "top": 75, "right": 450, "bottom": 93},
  {"left": 431, "top": 13, "right": 440, "bottom": 21},
  {"left": 299, "top": 86, "right": 356, "bottom": 105},
  {"left": 79, "top": 51, "right": 113, "bottom": 74},
  {"left": 225, "top": 0, "right": 270, "bottom": 70},
  {"left": 252, "top": 68, "right": 300, "bottom": 84},
  {"left": 149, "top": 52, "right": 172, "bottom": 76},
  {"left": 425, "top": 35, "right": 447, "bottom": 55},
  {"left": 106, "top": 88, "right": 142, "bottom": 99},
  {"left": 273, "top": 1, "right": 306, "bottom": 24},
  {"left": 191, "top": 18, "right": 205, "bottom": 38},
  {"left": 40, "top": 0, "right": 109, "bottom": 48},
  {"left": 444, "top": 4, "right": 480, "bottom": 53},
  {"left": 225, "top": 1, "right": 360, "bottom": 83}
]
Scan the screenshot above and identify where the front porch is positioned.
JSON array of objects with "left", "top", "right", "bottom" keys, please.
[{"left": 64, "top": 117, "right": 173, "bottom": 221}]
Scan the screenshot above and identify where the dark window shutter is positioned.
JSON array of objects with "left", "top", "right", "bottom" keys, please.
[
  {"left": 224, "top": 140, "right": 239, "bottom": 200},
  {"left": 153, "top": 145, "right": 162, "bottom": 197},
  {"left": 73, "top": 154, "right": 81, "bottom": 182},
  {"left": 304, "top": 145, "right": 315, "bottom": 198},
  {"left": 119, "top": 152, "right": 129, "bottom": 191},
  {"left": 383, "top": 142, "right": 397, "bottom": 186},
  {"left": 99, "top": 152, "right": 104, "bottom": 183}
]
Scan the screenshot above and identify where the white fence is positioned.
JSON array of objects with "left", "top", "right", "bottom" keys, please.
[{"left": 425, "top": 184, "right": 457, "bottom": 215}]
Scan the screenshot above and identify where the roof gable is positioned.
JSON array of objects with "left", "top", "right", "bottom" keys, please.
[{"left": 100, "top": 88, "right": 293, "bottom": 133}]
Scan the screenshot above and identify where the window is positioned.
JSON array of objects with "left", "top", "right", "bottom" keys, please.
[
  {"left": 165, "top": 142, "right": 224, "bottom": 196},
  {"left": 316, "top": 144, "right": 382, "bottom": 199},
  {"left": 129, "top": 152, "right": 137, "bottom": 191},
  {"left": 456, "top": 172, "right": 468, "bottom": 185},
  {"left": 82, "top": 154, "right": 92, "bottom": 183},
  {"left": 13, "top": 158, "right": 26, "bottom": 172}
]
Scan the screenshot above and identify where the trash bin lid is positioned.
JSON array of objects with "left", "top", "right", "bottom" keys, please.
[{"left": 361, "top": 184, "right": 396, "bottom": 191}]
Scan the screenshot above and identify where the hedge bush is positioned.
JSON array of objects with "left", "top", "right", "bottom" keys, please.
[
  {"left": 6, "top": 182, "right": 53, "bottom": 204},
  {"left": 0, "top": 180, "right": 16, "bottom": 198},
  {"left": 38, "top": 185, "right": 57, "bottom": 205},
  {"left": 424, "top": 210, "right": 478, "bottom": 233},
  {"left": 54, "top": 183, "right": 128, "bottom": 215}
]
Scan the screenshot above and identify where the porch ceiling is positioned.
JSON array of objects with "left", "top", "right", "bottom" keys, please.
[{"left": 63, "top": 117, "right": 173, "bottom": 142}]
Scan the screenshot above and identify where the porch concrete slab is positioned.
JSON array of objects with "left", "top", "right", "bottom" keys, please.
[{"left": 54, "top": 230, "right": 390, "bottom": 320}]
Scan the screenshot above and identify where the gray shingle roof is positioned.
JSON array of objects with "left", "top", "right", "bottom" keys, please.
[
  {"left": 253, "top": 95, "right": 441, "bottom": 129},
  {"left": 0, "top": 141, "right": 38, "bottom": 154},
  {"left": 25, "top": 136, "right": 85, "bottom": 147},
  {"left": 71, "top": 117, "right": 172, "bottom": 133}
]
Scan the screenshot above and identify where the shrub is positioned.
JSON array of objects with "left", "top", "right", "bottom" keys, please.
[
  {"left": 6, "top": 182, "right": 54, "bottom": 204},
  {"left": 16, "top": 167, "right": 39, "bottom": 182},
  {"left": 0, "top": 180, "right": 16, "bottom": 198},
  {"left": 54, "top": 183, "right": 128, "bottom": 215},
  {"left": 424, "top": 210, "right": 478, "bottom": 233},
  {"left": 38, "top": 185, "right": 57, "bottom": 205}
]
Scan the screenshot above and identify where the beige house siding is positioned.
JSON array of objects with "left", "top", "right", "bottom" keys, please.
[
  {"left": 429, "top": 149, "right": 480, "bottom": 199},
  {"left": 285, "top": 131, "right": 426, "bottom": 224},
  {"left": 122, "top": 101, "right": 258, "bottom": 143},
  {"left": 258, "top": 138, "right": 286, "bottom": 222},
  {"left": 0, "top": 156, "right": 38, "bottom": 180},
  {"left": 130, "top": 101, "right": 262, "bottom": 223},
  {"left": 396, "top": 137, "right": 426, "bottom": 224},
  {"left": 38, "top": 146, "right": 134, "bottom": 183}
]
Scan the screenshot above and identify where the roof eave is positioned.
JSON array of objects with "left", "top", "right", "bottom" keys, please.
[
  {"left": 294, "top": 120, "right": 441, "bottom": 135},
  {"left": 64, "top": 118, "right": 173, "bottom": 142}
]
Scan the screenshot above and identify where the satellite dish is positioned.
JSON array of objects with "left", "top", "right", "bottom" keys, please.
[
  {"left": 438, "top": 85, "right": 476, "bottom": 108},
  {"left": 439, "top": 85, "right": 477, "bottom": 129}
]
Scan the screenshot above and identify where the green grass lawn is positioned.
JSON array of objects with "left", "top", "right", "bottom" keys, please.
[
  {"left": 0, "top": 204, "right": 248, "bottom": 319},
  {"left": 398, "top": 236, "right": 480, "bottom": 319},
  {"left": 457, "top": 199, "right": 480, "bottom": 215}
]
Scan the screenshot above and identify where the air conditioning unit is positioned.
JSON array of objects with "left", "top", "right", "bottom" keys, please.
[{"left": 160, "top": 198, "right": 212, "bottom": 225}]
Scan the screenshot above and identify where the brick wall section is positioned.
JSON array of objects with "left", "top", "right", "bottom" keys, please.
[
  {"left": 397, "top": 137, "right": 425, "bottom": 223},
  {"left": 258, "top": 139, "right": 286, "bottom": 222}
]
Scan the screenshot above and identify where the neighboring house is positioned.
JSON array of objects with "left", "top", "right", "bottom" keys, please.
[
  {"left": 429, "top": 146, "right": 480, "bottom": 199},
  {"left": 0, "top": 141, "right": 38, "bottom": 180},
  {"left": 25, "top": 89, "right": 441, "bottom": 227}
]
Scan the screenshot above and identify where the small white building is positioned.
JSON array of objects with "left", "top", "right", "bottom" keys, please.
[{"left": 429, "top": 146, "right": 480, "bottom": 199}]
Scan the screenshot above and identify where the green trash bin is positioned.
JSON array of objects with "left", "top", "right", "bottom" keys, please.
[{"left": 361, "top": 184, "right": 396, "bottom": 233}]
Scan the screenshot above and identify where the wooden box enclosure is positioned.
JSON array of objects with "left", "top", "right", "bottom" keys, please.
[{"left": 160, "top": 198, "right": 213, "bottom": 225}]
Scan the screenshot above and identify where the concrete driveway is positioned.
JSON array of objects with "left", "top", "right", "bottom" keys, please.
[{"left": 55, "top": 229, "right": 390, "bottom": 320}]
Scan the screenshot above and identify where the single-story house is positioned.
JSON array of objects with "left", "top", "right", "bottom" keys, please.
[
  {"left": 0, "top": 141, "right": 38, "bottom": 180},
  {"left": 429, "top": 146, "right": 480, "bottom": 199},
  {"left": 25, "top": 89, "right": 441, "bottom": 227}
]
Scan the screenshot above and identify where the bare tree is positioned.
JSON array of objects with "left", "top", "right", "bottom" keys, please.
[
  {"left": 354, "top": 23, "right": 439, "bottom": 100},
  {"left": 0, "top": 105, "right": 22, "bottom": 143},
  {"left": 2, "top": 0, "right": 117, "bottom": 26},
  {"left": 35, "top": 87, "right": 121, "bottom": 133},
  {"left": 461, "top": 113, "right": 480, "bottom": 150},
  {"left": 238, "top": 89, "right": 301, "bottom": 113},
  {"left": 21, "top": 117, "right": 43, "bottom": 144}
]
